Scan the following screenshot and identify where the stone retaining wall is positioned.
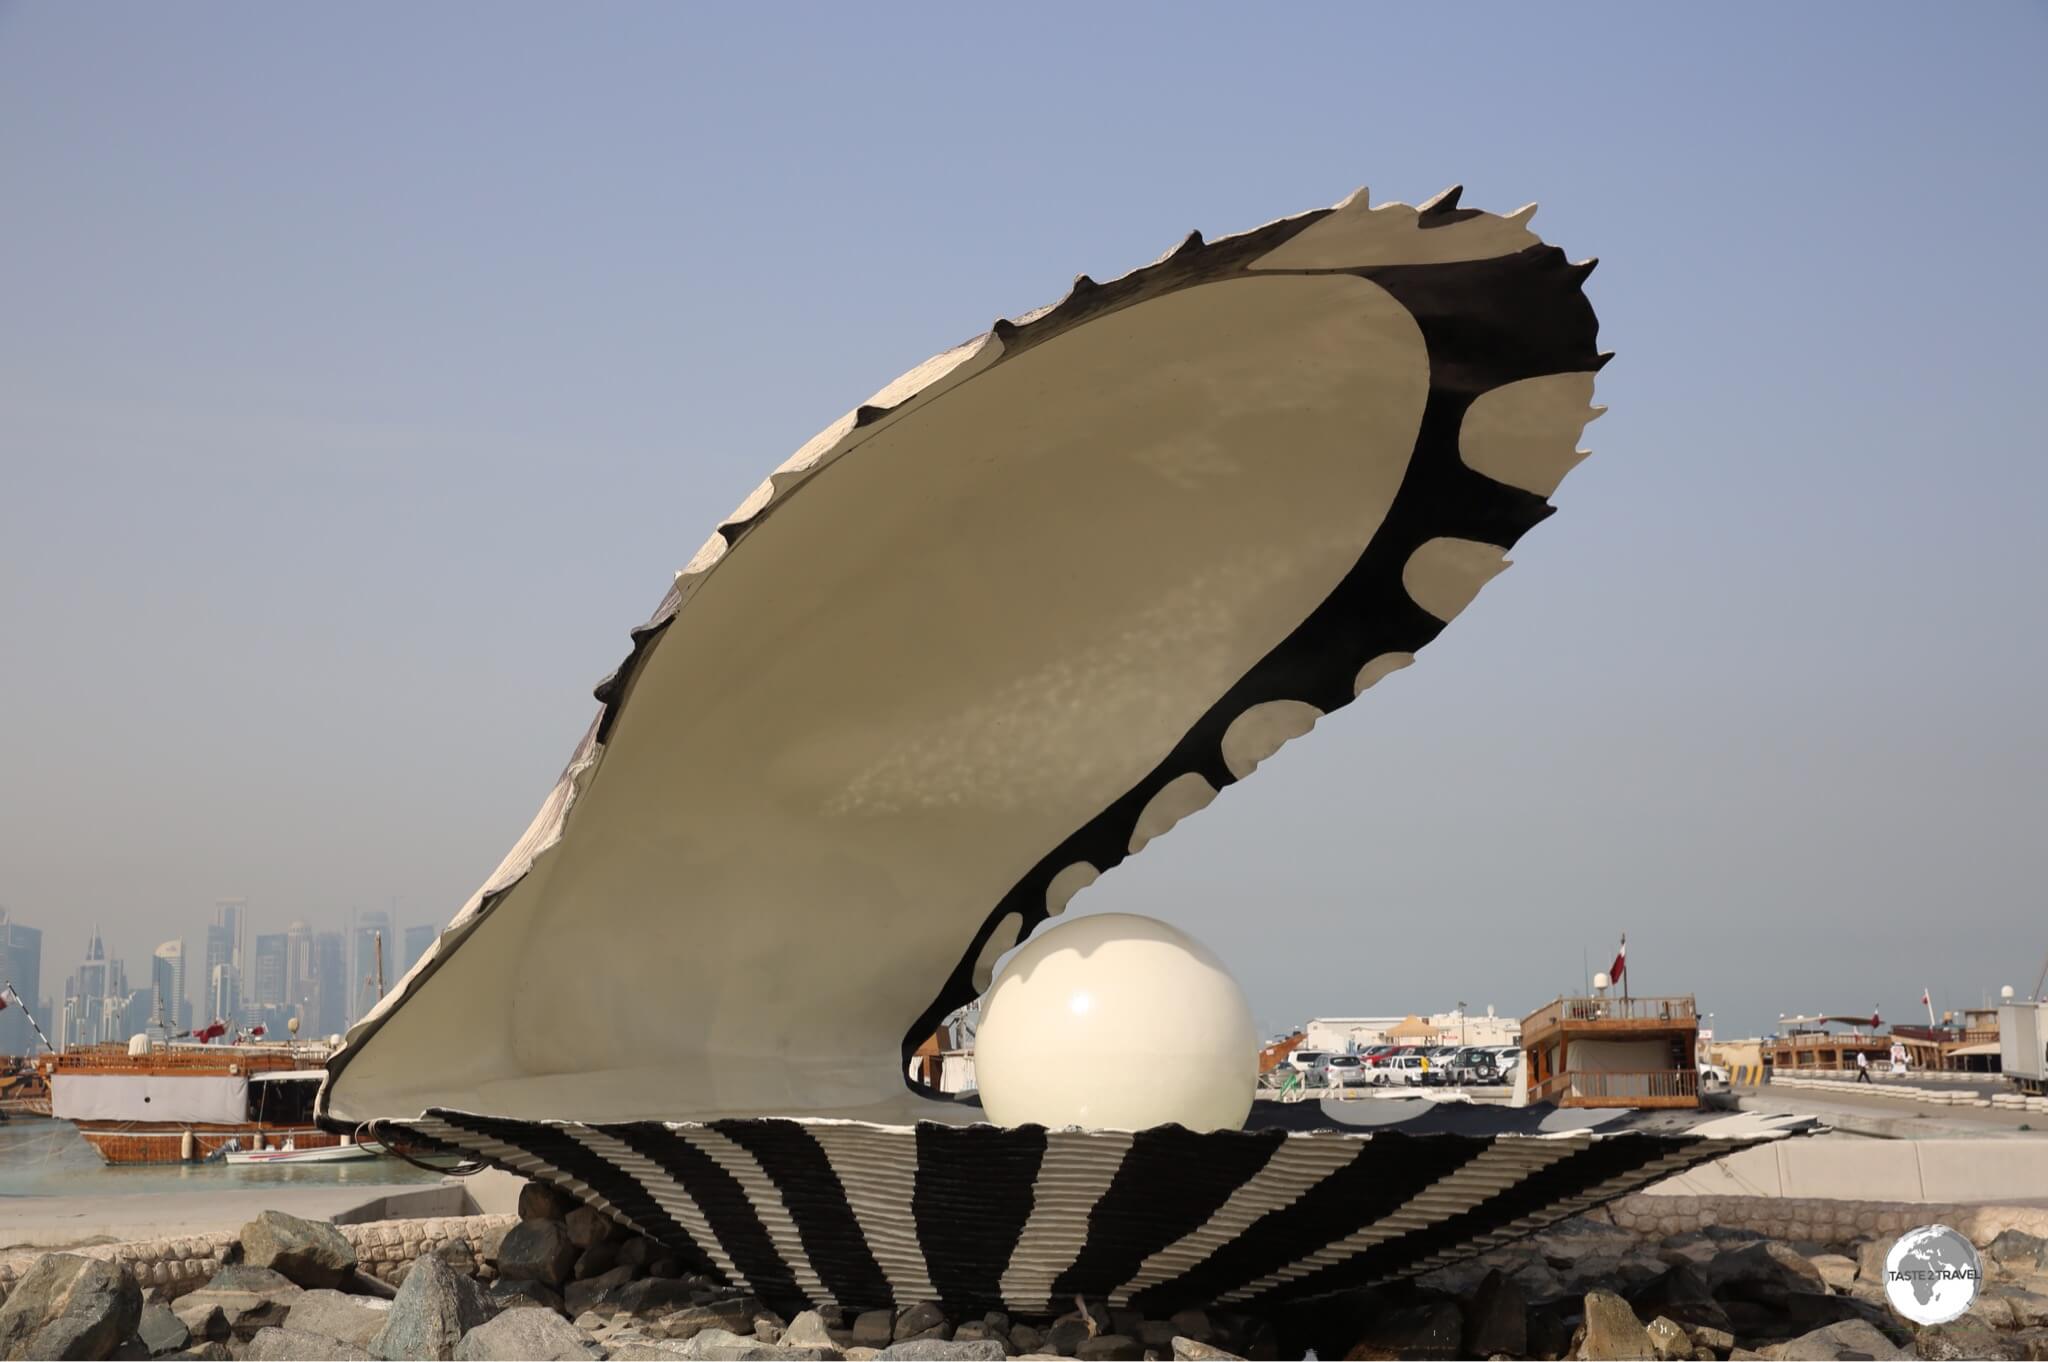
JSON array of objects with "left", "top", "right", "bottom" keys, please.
[
  {"left": 1607, "top": 1191, "right": 2048, "bottom": 1245},
  {"left": 0, "top": 1211, "right": 514, "bottom": 1306}
]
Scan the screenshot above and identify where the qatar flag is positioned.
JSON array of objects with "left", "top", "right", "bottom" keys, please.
[{"left": 1608, "top": 934, "right": 1626, "bottom": 986}]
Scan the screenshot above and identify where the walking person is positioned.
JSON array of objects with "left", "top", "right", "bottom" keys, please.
[{"left": 1856, "top": 1050, "right": 1873, "bottom": 1083}]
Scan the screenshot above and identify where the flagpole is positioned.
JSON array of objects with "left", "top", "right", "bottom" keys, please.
[{"left": 1924, "top": 988, "right": 1936, "bottom": 1027}]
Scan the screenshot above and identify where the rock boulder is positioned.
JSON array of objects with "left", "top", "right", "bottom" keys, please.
[
  {"left": 0, "top": 1253, "right": 143, "bottom": 1362},
  {"left": 239, "top": 1212, "right": 358, "bottom": 1291},
  {"left": 174, "top": 1266, "right": 303, "bottom": 1340},
  {"left": 486, "top": 1279, "right": 564, "bottom": 1314},
  {"left": 563, "top": 1208, "right": 616, "bottom": 1251},
  {"left": 1771, "top": 1317, "right": 1910, "bottom": 1360},
  {"left": 285, "top": 1290, "right": 393, "bottom": 1350},
  {"left": 368, "top": 1254, "right": 497, "bottom": 1361},
  {"left": 453, "top": 1307, "right": 601, "bottom": 1360},
  {"left": 1580, "top": 1289, "right": 1653, "bottom": 1361},
  {"left": 1463, "top": 1268, "right": 1527, "bottom": 1358},
  {"left": 563, "top": 1265, "right": 634, "bottom": 1319},
  {"left": 496, "top": 1220, "right": 579, "bottom": 1288},
  {"left": 138, "top": 1301, "right": 191, "bottom": 1356},
  {"left": 243, "top": 1326, "right": 374, "bottom": 1361},
  {"left": 518, "top": 1183, "right": 580, "bottom": 1222}
]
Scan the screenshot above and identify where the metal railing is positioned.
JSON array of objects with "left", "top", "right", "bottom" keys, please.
[
  {"left": 1524, "top": 996, "right": 1698, "bottom": 1033},
  {"left": 1533, "top": 1067, "right": 1699, "bottom": 1103},
  {"left": 42, "top": 1042, "right": 326, "bottom": 1073}
]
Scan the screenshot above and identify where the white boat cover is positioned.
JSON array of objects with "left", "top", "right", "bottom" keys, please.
[{"left": 53, "top": 1072, "right": 246, "bottom": 1124}]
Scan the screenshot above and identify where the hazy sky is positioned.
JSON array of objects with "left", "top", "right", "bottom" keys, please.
[{"left": 3, "top": 4, "right": 2044, "bottom": 1040}]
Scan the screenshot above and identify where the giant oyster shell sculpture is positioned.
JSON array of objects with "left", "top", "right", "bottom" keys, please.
[{"left": 321, "top": 186, "right": 1806, "bottom": 1313}]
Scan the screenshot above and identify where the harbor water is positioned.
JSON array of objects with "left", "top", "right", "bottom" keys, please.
[{"left": 0, "top": 1118, "right": 448, "bottom": 1251}]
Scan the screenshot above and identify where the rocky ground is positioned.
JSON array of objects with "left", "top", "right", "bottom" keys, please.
[{"left": 4, "top": 1189, "right": 2047, "bottom": 1361}]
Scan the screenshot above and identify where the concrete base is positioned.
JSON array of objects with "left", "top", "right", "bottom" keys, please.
[{"left": 1646, "top": 1134, "right": 2048, "bottom": 1203}]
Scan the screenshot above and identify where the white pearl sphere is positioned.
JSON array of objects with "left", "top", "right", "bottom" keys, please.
[{"left": 974, "top": 912, "right": 1257, "bottom": 1131}]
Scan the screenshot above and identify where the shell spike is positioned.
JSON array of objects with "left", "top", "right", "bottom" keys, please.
[{"left": 1419, "top": 184, "right": 1464, "bottom": 213}]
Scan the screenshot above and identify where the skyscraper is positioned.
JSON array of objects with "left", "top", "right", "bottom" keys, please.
[
  {"left": 285, "top": 922, "right": 314, "bottom": 1014},
  {"left": 208, "top": 963, "right": 239, "bottom": 1031},
  {"left": 253, "top": 933, "right": 287, "bottom": 1008},
  {"left": 214, "top": 900, "right": 245, "bottom": 970},
  {"left": 311, "top": 932, "right": 346, "bottom": 1038},
  {"left": 401, "top": 923, "right": 437, "bottom": 979},
  {"left": 118, "top": 988, "right": 153, "bottom": 1039},
  {"left": 251, "top": 931, "right": 289, "bottom": 1037},
  {"left": 0, "top": 910, "right": 42, "bottom": 1055},
  {"left": 150, "top": 940, "right": 189, "bottom": 1033},
  {"left": 66, "top": 926, "right": 110, "bottom": 1047}
]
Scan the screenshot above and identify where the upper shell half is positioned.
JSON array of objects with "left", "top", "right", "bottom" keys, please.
[{"left": 321, "top": 185, "right": 1607, "bottom": 1127}]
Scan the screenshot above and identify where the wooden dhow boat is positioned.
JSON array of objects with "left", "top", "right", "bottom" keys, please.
[
  {"left": 319, "top": 184, "right": 1816, "bottom": 1314},
  {"left": 47, "top": 1041, "right": 342, "bottom": 1166}
]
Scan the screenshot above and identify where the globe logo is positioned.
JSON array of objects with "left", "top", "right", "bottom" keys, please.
[{"left": 1883, "top": 1224, "right": 1981, "bottom": 1324}]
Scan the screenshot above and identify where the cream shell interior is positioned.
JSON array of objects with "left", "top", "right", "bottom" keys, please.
[{"left": 329, "top": 272, "right": 1429, "bottom": 1123}]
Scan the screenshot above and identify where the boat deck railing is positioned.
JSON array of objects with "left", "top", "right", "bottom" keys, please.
[
  {"left": 1532, "top": 1067, "right": 1699, "bottom": 1108},
  {"left": 45, "top": 1043, "right": 326, "bottom": 1072},
  {"left": 1523, "top": 996, "right": 1698, "bottom": 1034}
]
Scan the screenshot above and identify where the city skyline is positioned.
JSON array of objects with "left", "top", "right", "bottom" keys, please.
[{"left": 0, "top": 898, "right": 438, "bottom": 1054}]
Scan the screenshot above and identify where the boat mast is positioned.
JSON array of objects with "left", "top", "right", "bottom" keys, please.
[{"left": 2, "top": 981, "right": 56, "bottom": 1053}]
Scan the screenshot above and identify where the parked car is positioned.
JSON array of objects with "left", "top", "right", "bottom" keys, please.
[
  {"left": 1286, "top": 1050, "right": 1330, "bottom": 1075},
  {"left": 1322, "top": 1054, "right": 1368, "bottom": 1087},
  {"left": 1449, "top": 1046, "right": 1492, "bottom": 1083},
  {"left": 1374, "top": 1054, "right": 1428, "bottom": 1086},
  {"left": 1698, "top": 1061, "right": 1730, "bottom": 1085}
]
